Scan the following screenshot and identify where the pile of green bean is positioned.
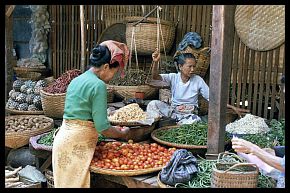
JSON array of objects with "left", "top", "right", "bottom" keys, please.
[
  {"left": 175, "top": 157, "right": 216, "bottom": 188},
  {"left": 173, "top": 154, "right": 277, "bottom": 188},
  {"left": 155, "top": 122, "right": 208, "bottom": 146},
  {"left": 38, "top": 127, "right": 58, "bottom": 146}
]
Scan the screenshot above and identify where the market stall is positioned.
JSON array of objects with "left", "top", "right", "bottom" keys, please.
[{"left": 5, "top": 5, "right": 285, "bottom": 188}]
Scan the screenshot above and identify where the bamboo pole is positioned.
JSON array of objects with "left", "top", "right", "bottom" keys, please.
[{"left": 80, "top": 5, "right": 85, "bottom": 72}]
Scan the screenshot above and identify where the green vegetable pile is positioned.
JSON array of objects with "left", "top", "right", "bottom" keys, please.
[
  {"left": 237, "top": 119, "right": 285, "bottom": 148},
  {"left": 174, "top": 153, "right": 276, "bottom": 188},
  {"left": 37, "top": 127, "right": 58, "bottom": 146},
  {"left": 155, "top": 122, "right": 208, "bottom": 146}
]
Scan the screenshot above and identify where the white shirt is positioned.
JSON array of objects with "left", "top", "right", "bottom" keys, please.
[{"left": 160, "top": 72, "right": 209, "bottom": 107}]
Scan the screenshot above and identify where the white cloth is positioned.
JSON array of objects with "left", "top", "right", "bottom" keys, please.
[{"left": 160, "top": 73, "right": 209, "bottom": 107}]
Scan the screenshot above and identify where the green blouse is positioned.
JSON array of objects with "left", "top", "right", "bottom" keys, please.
[{"left": 63, "top": 69, "right": 111, "bottom": 133}]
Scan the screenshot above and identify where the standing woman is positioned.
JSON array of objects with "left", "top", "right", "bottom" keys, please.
[{"left": 52, "top": 40, "right": 130, "bottom": 188}]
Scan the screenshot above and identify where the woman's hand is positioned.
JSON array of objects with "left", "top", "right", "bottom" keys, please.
[
  {"left": 231, "top": 137, "right": 259, "bottom": 154},
  {"left": 152, "top": 48, "right": 160, "bottom": 62}
]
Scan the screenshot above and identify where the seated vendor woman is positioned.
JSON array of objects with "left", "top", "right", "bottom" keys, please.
[
  {"left": 147, "top": 48, "right": 249, "bottom": 124},
  {"left": 146, "top": 48, "right": 209, "bottom": 124}
]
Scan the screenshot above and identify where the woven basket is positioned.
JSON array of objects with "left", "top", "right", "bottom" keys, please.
[
  {"left": 6, "top": 107, "right": 44, "bottom": 115},
  {"left": 107, "top": 84, "right": 158, "bottom": 100},
  {"left": 125, "top": 16, "right": 176, "bottom": 55},
  {"left": 40, "top": 89, "right": 66, "bottom": 119},
  {"left": 157, "top": 172, "right": 174, "bottom": 188},
  {"left": 174, "top": 46, "right": 211, "bottom": 78},
  {"left": 151, "top": 125, "right": 207, "bottom": 149},
  {"left": 16, "top": 72, "right": 42, "bottom": 81},
  {"left": 90, "top": 165, "right": 163, "bottom": 176},
  {"left": 211, "top": 162, "right": 259, "bottom": 188},
  {"left": 5, "top": 115, "right": 54, "bottom": 149},
  {"left": 13, "top": 66, "right": 47, "bottom": 77},
  {"left": 44, "top": 169, "right": 54, "bottom": 188}
]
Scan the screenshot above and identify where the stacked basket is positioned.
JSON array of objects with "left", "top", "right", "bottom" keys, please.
[{"left": 40, "top": 90, "right": 66, "bottom": 119}]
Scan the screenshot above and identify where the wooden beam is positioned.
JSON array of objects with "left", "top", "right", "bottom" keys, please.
[
  {"left": 206, "top": 5, "right": 235, "bottom": 158},
  {"left": 6, "top": 5, "right": 15, "bottom": 17},
  {"left": 80, "top": 5, "right": 85, "bottom": 72}
]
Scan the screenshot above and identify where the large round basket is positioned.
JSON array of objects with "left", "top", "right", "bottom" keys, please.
[
  {"left": 6, "top": 107, "right": 44, "bottom": 115},
  {"left": 5, "top": 115, "right": 54, "bottom": 149},
  {"left": 40, "top": 89, "right": 66, "bottom": 119},
  {"left": 90, "top": 165, "right": 163, "bottom": 176},
  {"left": 107, "top": 84, "right": 158, "bottom": 100},
  {"left": 125, "top": 16, "right": 176, "bottom": 55},
  {"left": 174, "top": 46, "right": 210, "bottom": 78},
  {"left": 157, "top": 172, "right": 174, "bottom": 188},
  {"left": 211, "top": 163, "right": 259, "bottom": 188},
  {"left": 151, "top": 125, "right": 207, "bottom": 149}
]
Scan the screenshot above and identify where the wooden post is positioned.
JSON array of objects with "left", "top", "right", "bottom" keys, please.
[
  {"left": 5, "top": 5, "right": 14, "bottom": 107},
  {"left": 80, "top": 5, "right": 85, "bottom": 72},
  {"left": 206, "top": 5, "right": 235, "bottom": 159}
]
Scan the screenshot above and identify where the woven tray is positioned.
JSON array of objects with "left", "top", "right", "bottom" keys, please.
[
  {"left": 6, "top": 107, "right": 44, "bottom": 115},
  {"left": 157, "top": 172, "right": 174, "bottom": 188},
  {"left": 5, "top": 115, "right": 54, "bottom": 149},
  {"left": 90, "top": 165, "right": 163, "bottom": 176},
  {"left": 151, "top": 125, "right": 207, "bottom": 149},
  {"left": 235, "top": 5, "right": 285, "bottom": 51},
  {"left": 109, "top": 119, "right": 147, "bottom": 126}
]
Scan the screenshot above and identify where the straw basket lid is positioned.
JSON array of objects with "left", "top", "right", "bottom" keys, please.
[{"left": 235, "top": 5, "right": 285, "bottom": 51}]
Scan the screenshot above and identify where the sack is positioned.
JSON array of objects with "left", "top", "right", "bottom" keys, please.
[{"left": 160, "top": 149, "right": 198, "bottom": 186}]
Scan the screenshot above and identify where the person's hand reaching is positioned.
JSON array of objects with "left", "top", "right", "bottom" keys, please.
[{"left": 152, "top": 48, "right": 161, "bottom": 62}]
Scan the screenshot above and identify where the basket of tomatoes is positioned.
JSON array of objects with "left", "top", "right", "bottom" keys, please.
[{"left": 90, "top": 141, "right": 176, "bottom": 176}]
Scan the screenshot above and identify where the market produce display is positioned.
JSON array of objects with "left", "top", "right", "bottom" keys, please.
[
  {"left": 173, "top": 154, "right": 276, "bottom": 188},
  {"left": 6, "top": 79, "right": 48, "bottom": 111},
  {"left": 109, "top": 69, "right": 148, "bottom": 86},
  {"left": 152, "top": 122, "right": 208, "bottom": 146},
  {"left": 108, "top": 103, "right": 147, "bottom": 122},
  {"left": 42, "top": 69, "right": 82, "bottom": 94},
  {"left": 226, "top": 114, "right": 270, "bottom": 134},
  {"left": 225, "top": 118, "right": 285, "bottom": 148},
  {"left": 91, "top": 141, "right": 176, "bottom": 171},
  {"left": 5, "top": 116, "right": 53, "bottom": 133},
  {"left": 236, "top": 119, "right": 284, "bottom": 148},
  {"left": 37, "top": 127, "right": 58, "bottom": 146}
]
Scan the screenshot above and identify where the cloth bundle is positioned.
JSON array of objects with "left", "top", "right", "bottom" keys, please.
[
  {"left": 177, "top": 32, "right": 202, "bottom": 51},
  {"left": 160, "top": 149, "right": 198, "bottom": 186}
]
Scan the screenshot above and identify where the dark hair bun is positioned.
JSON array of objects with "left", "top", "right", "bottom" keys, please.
[
  {"left": 90, "top": 45, "right": 107, "bottom": 61},
  {"left": 89, "top": 45, "right": 111, "bottom": 67}
]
